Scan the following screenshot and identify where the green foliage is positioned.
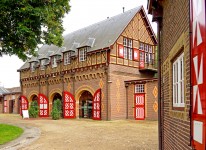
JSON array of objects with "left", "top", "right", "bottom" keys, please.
[
  {"left": 29, "top": 100, "right": 39, "bottom": 118},
  {"left": 51, "top": 99, "right": 62, "bottom": 120},
  {"left": 0, "top": 0, "right": 70, "bottom": 61},
  {"left": 0, "top": 124, "right": 23, "bottom": 145}
]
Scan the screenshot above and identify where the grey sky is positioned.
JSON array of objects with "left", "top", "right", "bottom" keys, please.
[{"left": 0, "top": 0, "right": 156, "bottom": 88}]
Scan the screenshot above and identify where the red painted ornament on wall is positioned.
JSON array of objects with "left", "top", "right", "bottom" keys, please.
[{"left": 191, "top": 0, "right": 206, "bottom": 149}]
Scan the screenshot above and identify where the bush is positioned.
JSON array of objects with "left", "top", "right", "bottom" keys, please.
[
  {"left": 51, "top": 99, "right": 62, "bottom": 120},
  {"left": 29, "top": 100, "right": 39, "bottom": 118}
]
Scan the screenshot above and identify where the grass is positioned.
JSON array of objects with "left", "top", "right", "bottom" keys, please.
[{"left": 0, "top": 124, "right": 23, "bottom": 145}]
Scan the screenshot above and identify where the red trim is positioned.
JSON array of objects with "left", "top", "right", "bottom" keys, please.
[
  {"left": 133, "top": 48, "right": 139, "bottom": 61},
  {"left": 4, "top": 100, "right": 7, "bottom": 113},
  {"left": 92, "top": 89, "right": 101, "bottom": 120},
  {"left": 38, "top": 94, "right": 49, "bottom": 117},
  {"left": 118, "top": 44, "right": 124, "bottom": 58},
  {"left": 63, "top": 91, "right": 76, "bottom": 119},
  {"left": 134, "top": 93, "right": 145, "bottom": 120},
  {"left": 191, "top": 0, "right": 206, "bottom": 149},
  {"left": 20, "top": 95, "right": 29, "bottom": 115}
]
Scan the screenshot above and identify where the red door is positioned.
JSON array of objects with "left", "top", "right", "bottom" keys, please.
[
  {"left": 20, "top": 96, "right": 28, "bottom": 115},
  {"left": 38, "top": 94, "right": 49, "bottom": 117},
  {"left": 93, "top": 89, "right": 101, "bottom": 120},
  {"left": 191, "top": 0, "right": 206, "bottom": 149},
  {"left": 134, "top": 94, "right": 145, "bottom": 120},
  {"left": 63, "top": 91, "right": 75, "bottom": 119},
  {"left": 4, "top": 100, "right": 7, "bottom": 113}
]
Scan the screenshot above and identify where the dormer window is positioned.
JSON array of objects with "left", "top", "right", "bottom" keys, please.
[
  {"left": 40, "top": 59, "right": 46, "bottom": 70},
  {"left": 64, "top": 52, "right": 71, "bottom": 65},
  {"left": 51, "top": 56, "right": 57, "bottom": 68},
  {"left": 30, "top": 62, "right": 36, "bottom": 72},
  {"left": 79, "top": 47, "right": 87, "bottom": 62}
]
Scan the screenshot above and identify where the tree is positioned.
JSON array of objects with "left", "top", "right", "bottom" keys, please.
[
  {"left": 0, "top": 0, "right": 70, "bottom": 61},
  {"left": 51, "top": 99, "right": 62, "bottom": 120},
  {"left": 28, "top": 100, "right": 39, "bottom": 118}
]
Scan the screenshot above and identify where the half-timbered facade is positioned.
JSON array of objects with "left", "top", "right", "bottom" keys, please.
[
  {"left": 18, "top": 6, "right": 157, "bottom": 120},
  {"left": 148, "top": 0, "right": 206, "bottom": 149}
]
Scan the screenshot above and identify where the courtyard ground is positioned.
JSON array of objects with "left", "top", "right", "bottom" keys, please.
[{"left": 0, "top": 114, "right": 158, "bottom": 150}]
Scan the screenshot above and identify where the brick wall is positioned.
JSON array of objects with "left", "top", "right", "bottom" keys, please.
[
  {"left": 160, "top": 0, "right": 192, "bottom": 149},
  {"left": 146, "top": 81, "right": 158, "bottom": 120}
]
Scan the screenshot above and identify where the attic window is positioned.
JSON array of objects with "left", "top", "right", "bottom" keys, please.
[
  {"left": 79, "top": 47, "right": 87, "bottom": 62},
  {"left": 64, "top": 52, "right": 71, "bottom": 65},
  {"left": 30, "top": 62, "right": 36, "bottom": 72},
  {"left": 40, "top": 59, "right": 46, "bottom": 70},
  {"left": 51, "top": 56, "right": 58, "bottom": 68}
]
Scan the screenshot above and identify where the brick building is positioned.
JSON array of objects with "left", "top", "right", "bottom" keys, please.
[
  {"left": 148, "top": 0, "right": 206, "bottom": 149},
  {"left": 0, "top": 87, "right": 21, "bottom": 114},
  {"left": 18, "top": 6, "right": 158, "bottom": 121}
]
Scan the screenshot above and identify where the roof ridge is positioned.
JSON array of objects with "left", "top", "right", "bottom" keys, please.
[{"left": 63, "top": 6, "right": 142, "bottom": 37}]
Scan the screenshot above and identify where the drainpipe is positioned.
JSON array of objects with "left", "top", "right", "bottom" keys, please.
[
  {"left": 189, "top": 0, "right": 192, "bottom": 147},
  {"left": 157, "top": 20, "right": 162, "bottom": 150},
  {"left": 125, "top": 83, "right": 129, "bottom": 119},
  {"left": 105, "top": 66, "right": 109, "bottom": 121}
]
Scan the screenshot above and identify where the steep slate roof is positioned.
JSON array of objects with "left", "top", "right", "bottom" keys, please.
[
  {"left": 6, "top": 87, "right": 21, "bottom": 94},
  {"left": 0, "top": 87, "right": 9, "bottom": 96},
  {"left": 19, "top": 6, "right": 156, "bottom": 70}
]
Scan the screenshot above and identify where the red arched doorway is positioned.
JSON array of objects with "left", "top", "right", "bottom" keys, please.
[{"left": 79, "top": 91, "right": 93, "bottom": 119}]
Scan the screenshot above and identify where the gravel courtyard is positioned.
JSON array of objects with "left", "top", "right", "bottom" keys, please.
[{"left": 0, "top": 114, "right": 158, "bottom": 150}]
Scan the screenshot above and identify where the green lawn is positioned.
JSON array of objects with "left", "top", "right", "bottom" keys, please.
[{"left": 0, "top": 124, "right": 23, "bottom": 145}]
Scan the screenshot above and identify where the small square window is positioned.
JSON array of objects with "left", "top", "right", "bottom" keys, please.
[{"left": 135, "top": 84, "right": 145, "bottom": 93}]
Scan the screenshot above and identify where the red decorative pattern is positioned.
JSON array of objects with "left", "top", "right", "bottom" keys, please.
[
  {"left": 93, "top": 89, "right": 101, "bottom": 120},
  {"left": 134, "top": 94, "right": 145, "bottom": 120},
  {"left": 20, "top": 96, "right": 28, "bottom": 115},
  {"left": 191, "top": 0, "right": 206, "bottom": 149},
  {"left": 118, "top": 44, "right": 124, "bottom": 58},
  {"left": 133, "top": 48, "right": 139, "bottom": 61},
  {"left": 38, "top": 94, "right": 49, "bottom": 117},
  {"left": 63, "top": 91, "right": 75, "bottom": 118}
]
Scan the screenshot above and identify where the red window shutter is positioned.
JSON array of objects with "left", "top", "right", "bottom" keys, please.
[
  {"left": 134, "top": 48, "right": 139, "bottom": 61},
  {"left": 118, "top": 44, "right": 124, "bottom": 58}
]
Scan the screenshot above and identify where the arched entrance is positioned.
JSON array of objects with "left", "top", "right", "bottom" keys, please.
[
  {"left": 79, "top": 91, "right": 93, "bottom": 119},
  {"left": 52, "top": 92, "right": 63, "bottom": 116},
  {"left": 52, "top": 93, "right": 62, "bottom": 103},
  {"left": 32, "top": 95, "right": 38, "bottom": 102}
]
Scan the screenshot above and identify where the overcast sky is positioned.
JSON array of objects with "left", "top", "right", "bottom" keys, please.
[{"left": 0, "top": 0, "right": 156, "bottom": 88}]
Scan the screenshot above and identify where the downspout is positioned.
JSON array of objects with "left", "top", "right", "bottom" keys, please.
[
  {"left": 189, "top": 0, "right": 192, "bottom": 147},
  {"left": 157, "top": 21, "right": 162, "bottom": 150},
  {"left": 105, "top": 66, "right": 109, "bottom": 121},
  {"left": 106, "top": 49, "right": 110, "bottom": 121},
  {"left": 125, "top": 83, "right": 129, "bottom": 119}
]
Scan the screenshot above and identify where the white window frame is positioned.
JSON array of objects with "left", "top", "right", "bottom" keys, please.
[
  {"left": 52, "top": 56, "right": 57, "bottom": 68},
  {"left": 128, "top": 48, "right": 133, "bottom": 60},
  {"left": 135, "top": 84, "right": 145, "bottom": 93},
  {"left": 40, "top": 59, "right": 46, "bottom": 70},
  {"left": 139, "top": 42, "right": 144, "bottom": 50},
  {"left": 173, "top": 53, "right": 184, "bottom": 107},
  {"left": 30, "top": 62, "right": 35, "bottom": 72},
  {"left": 64, "top": 52, "right": 71, "bottom": 65},
  {"left": 124, "top": 47, "right": 128, "bottom": 59},
  {"left": 140, "top": 51, "right": 144, "bottom": 62},
  {"left": 123, "top": 38, "right": 133, "bottom": 60},
  {"left": 79, "top": 47, "right": 87, "bottom": 62}
]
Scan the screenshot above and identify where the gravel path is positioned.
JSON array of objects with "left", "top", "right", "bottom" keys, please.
[{"left": 0, "top": 114, "right": 158, "bottom": 150}]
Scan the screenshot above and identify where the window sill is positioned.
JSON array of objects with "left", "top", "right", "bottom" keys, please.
[{"left": 172, "top": 107, "right": 185, "bottom": 111}]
